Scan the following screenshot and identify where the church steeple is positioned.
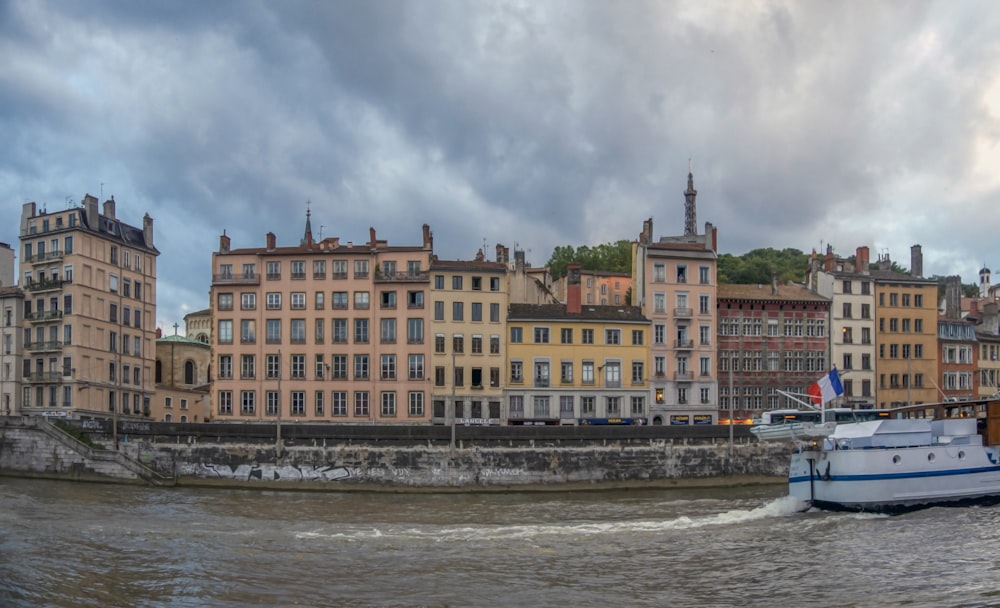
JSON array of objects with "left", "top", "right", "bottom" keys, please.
[
  {"left": 684, "top": 160, "right": 697, "bottom": 236},
  {"left": 301, "top": 202, "right": 314, "bottom": 247}
]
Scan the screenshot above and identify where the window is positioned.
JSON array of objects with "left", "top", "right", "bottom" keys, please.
[
  {"left": 291, "top": 355, "right": 305, "bottom": 379},
  {"left": 241, "top": 293, "right": 256, "bottom": 310},
  {"left": 435, "top": 334, "right": 446, "bottom": 353},
  {"left": 434, "top": 275, "right": 444, "bottom": 289},
  {"left": 219, "top": 355, "right": 232, "bottom": 379},
  {"left": 354, "top": 355, "right": 370, "bottom": 380},
  {"left": 354, "top": 292, "right": 369, "bottom": 309},
  {"left": 240, "top": 391, "right": 256, "bottom": 415},
  {"left": 490, "top": 277, "right": 500, "bottom": 291},
  {"left": 561, "top": 328, "right": 573, "bottom": 344},
  {"left": 605, "top": 329, "right": 621, "bottom": 345},
  {"left": 217, "top": 293, "right": 233, "bottom": 311},
  {"left": 471, "top": 302, "right": 482, "bottom": 322},
  {"left": 582, "top": 361, "right": 594, "bottom": 384},
  {"left": 290, "top": 319, "right": 305, "bottom": 343},
  {"left": 510, "top": 361, "right": 523, "bottom": 383},
  {"left": 452, "top": 276, "right": 463, "bottom": 290},
  {"left": 472, "top": 277, "right": 482, "bottom": 291},
  {"left": 471, "top": 335, "right": 483, "bottom": 354},
  {"left": 408, "top": 355, "right": 424, "bottom": 380},
  {"left": 241, "top": 319, "right": 256, "bottom": 344},
  {"left": 218, "top": 320, "right": 233, "bottom": 344},
  {"left": 381, "top": 354, "right": 396, "bottom": 380},
  {"left": 354, "top": 260, "right": 369, "bottom": 279},
  {"left": 632, "top": 361, "right": 644, "bottom": 383},
  {"left": 332, "top": 391, "right": 348, "bottom": 416},
  {"left": 354, "top": 319, "right": 369, "bottom": 343},
  {"left": 332, "top": 292, "right": 348, "bottom": 309},
  {"left": 699, "top": 266, "right": 710, "bottom": 284},
  {"left": 380, "top": 392, "right": 397, "bottom": 417},
  {"left": 218, "top": 391, "right": 233, "bottom": 415},
  {"left": 408, "top": 318, "right": 424, "bottom": 343},
  {"left": 490, "top": 335, "right": 500, "bottom": 354},
  {"left": 313, "top": 260, "right": 326, "bottom": 279},
  {"left": 408, "top": 291, "right": 424, "bottom": 309},
  {"left": 381, "top": 318, "right": 396, "bottom": 343},
  {"left": 453, "top": 334, "right": 464, "bottom": 353},
  {"left": 266, "top": 292, "right": 281, "bottom": 309},
  {"left": 332, "top": 260, "right": 347, "bottom": 279},
  {"left": 332, "top": 355, "right": 347, "bottom": 379},
  {"left": 381, "top": 291, "right": 397, "bottom": 309},
  {"left": 291, "top": 292, "right": 306, "bottom": 310},
  {"left": 510, "top": 327, "right": 523, "bottom": 343},
  {"left": 452, "top": 302, "right": 464, "bottom": 321},
  {"left": 241, "top": 354, "right": 255, "bottom": 379},
  {"left": 315, "top": 292, "right": 324, "bottom": 309},
  {"left": 653, "top": 263, "right": 666, "bottom": 282},
  {"left": 534, "top": 327, "right": 550, "bottom": 343},
  {"left": 561, "top": 361, "right": 573, "bottom": 383},
  {"left": 333, "top": 319, "right": 348, "bottom": 343},
  {"left": 434, "top": 301, "right": 445, "bottom": 321},
  {"left": 632, "top": 330, "right": 643, "bottom": 345},
  {"left": 266, "top": 354, "right": 280, "bottom": 379},
  {"left": 605, "top": 362, "right": 621, "bottom": 388},
  {"left": 408, "top": 392, "right": 424, "bottom": 416},
  {"left": 490, "top": 303, "right": 500, "bottom": 322},
  {"left": 266, "top": 261, "right": 281, "bottom": 280}
]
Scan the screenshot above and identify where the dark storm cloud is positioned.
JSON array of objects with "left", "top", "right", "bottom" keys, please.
[{"left": 3, "top": 1, "right": 1000, "bottom": 327}]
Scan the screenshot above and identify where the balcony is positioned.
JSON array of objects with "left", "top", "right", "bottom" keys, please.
[
  {"left": 25, "top": 278, "right": 71, "bottom": 293},
  {"left": 375, "top": 271, "right": 430, "bottom": 283},
  {"left": 25, "top": 341, "right": 63, "bottom": 353},
  {"left": 674, "top": 371, "right": 694, "bottom": 381},
  {"left": 25, "top": 251, "right": 65, "bottom": 265},
  {"left": 673, "top": 308, "right": 693, "bottom": 318},
  {"left": 26, "top": 310, "right": 64, "bottom": 322},
  {"left": 23, "top": 371, "right": 64, "bottom": 383},
  {"left": 213, "top": 273, "right": 259, "bottom": 286},
  {"left": 673, "top": 339, "right": 694, "bottom": 349}
]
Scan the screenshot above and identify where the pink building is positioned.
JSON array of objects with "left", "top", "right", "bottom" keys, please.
[{"left": 210, "top": 213, "right": 433, "bottom": 423}]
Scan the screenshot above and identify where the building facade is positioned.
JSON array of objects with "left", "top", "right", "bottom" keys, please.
[
  {"left": 1, "top": 286, "right": 24, "bottom": 416},
  {"left": 872, "top": 248, "right": 939, "bottom": 408},
  {"left": 506, "top": 266, "right": 650, "bottom": 425},
  {"left": 717, "top": 282, "right": 831, "bottom": 420},
  {"left": 429, "top": 252, "right": 508, "bottom": 425},
  {"left": 209, "top": 216, "right": 434, "bottom": 423},
  {"left": 806, "top": 246, "right": 877, "bottom": 407},
  {"left": 552, "top": 270, "right": 632, "bottom": 307},
  {"left": 153, "top": 328, "right": 211, "bottom": 422},
  {"left": 633, "top": 214, "right": 719, "bottom": 423},
  {"left": 19, "top": 196, "right": 158, "bottom": 420}
]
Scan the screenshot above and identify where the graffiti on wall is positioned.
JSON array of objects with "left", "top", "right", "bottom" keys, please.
[{"left": 178, "top": 461, "right": 529, "bottom": 484}]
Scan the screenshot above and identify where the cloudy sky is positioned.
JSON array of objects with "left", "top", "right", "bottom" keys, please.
[{"left": 4, "top": 1, "right": 1000, "bottom": 330}]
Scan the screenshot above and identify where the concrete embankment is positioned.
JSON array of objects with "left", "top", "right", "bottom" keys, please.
[{"left": 0, "top": 417, "right": 792, "bottom": 490}]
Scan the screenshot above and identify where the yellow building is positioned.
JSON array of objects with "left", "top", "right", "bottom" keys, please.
[
  {"left": 429, "top": 252, "right": 508, "bottom": 425},
  {"left": 19, "top": 196, "right": 159, "bottom": 421},
  {"left": 505, "top": 266, "right": 651, "bottom": 425},
  {"left": 209, "top": 214, "right": 433, "bottom": 423},
  {"left": 872, "top": 248, "right": 939, "bottom": 408}
]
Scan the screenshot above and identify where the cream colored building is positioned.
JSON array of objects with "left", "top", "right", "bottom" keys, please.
[
  {"left": 1, "top": 285, "right": 24, "bottom": 416},
  {"left": 184, "top": 308, "right": 211, "bottom": 344},
  {"left": 210, "top": 215, "right": 433, "bottom": 423},
  {"left": 429, "top": 252, "right": 508, "bottom": 424},
  {"left": 19, "top": 196, "right": 159, "bottom": 420}
]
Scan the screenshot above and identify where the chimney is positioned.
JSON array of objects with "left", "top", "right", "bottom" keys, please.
[
  {"left": 567, "top": 263, "right": 582, "bottom": 314},
  {"left": 422, "top": 224, "right": 433, "bottom": 249},
  {"left": 369, "top": 227, "right": 376, "bottom": 247},
  {"left": 475, "top": 249, "right": 484, "bottom": 262},
  {"left": 103, "top": 197, "right": 116, "bottom": 220},
  {"left": 910, "top": 245, "right": 923, "bottom": 278},
  {"left": 824, "top": 244, "right": 835, "bottom": 272},
  {"left": 143, "top": 213, "right": 154, "bottom": 247},
  {"left": 945, "top": 275, "right": 961, "bottom": 319},
  {"left": 970, "top": 299, "right": 980, "bottom": 319},
  {"left": 85, "top": 194, "right": 99, "bottom": 227},
  {"left": 771, "top": 273, "right": 779, "bottom": 296},
  {"left": 641, "top": 218, "right": 653, "bottom": 244},
  {"left": 266, "top": 232, "right": 276, "bottom": 251},
  {"left": 514, "top": 250, "right": 525, "bottom": 272},
  {"left": 219, "top": 230, "right": 231, "bottom": 254},
  {"left": 156, "top": 327, "right": 163, "bottom": 339},
  {"left": 707, "top": 222, "right": 717, "bottom": 253},
  {"left": 856, "top": 246, "right": 870, "bottom": 274},
  {"left": 496, "top": 244, "right": 505, "bottom": 263}
]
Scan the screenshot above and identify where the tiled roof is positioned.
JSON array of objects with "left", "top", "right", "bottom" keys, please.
[
  {"left": 718, "top": 283, "right": 830, "bottom": 303},
  {"left": 508, "top": 303, "right": 649, "bottom": 323}
]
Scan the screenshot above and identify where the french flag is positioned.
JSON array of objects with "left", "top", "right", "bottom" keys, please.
[{"left": 807, "top": 369, "right": 844, "bottom": 406}]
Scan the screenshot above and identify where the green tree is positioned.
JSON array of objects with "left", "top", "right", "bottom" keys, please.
[
  {"left": 546, "top": 240, "right": 633, "bottom": 279},
  {"left": 717, "top": 248, "right": 809, "bottom": 284}
]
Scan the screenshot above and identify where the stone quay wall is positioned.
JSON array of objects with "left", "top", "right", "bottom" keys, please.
[{"left": 1, "top": 418, "right": 793, "bottom": 490}]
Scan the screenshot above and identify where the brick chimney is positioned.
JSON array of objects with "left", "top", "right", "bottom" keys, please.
[
  {"left": 266, "top": 232, "right": 276, "bottom": 251},
  {"left": 422, "top": 224, "right": 433, "bottom": 249},
  {"left": 567, "top": 263, "right": 582, "bottom": 314},
  {"left": 219, "top": 231, "right": 231, "bottom": 254},
  {"left": 143, "top": 213, "right": 154, "bottom": 247},
  {"left": 910, "top": 244, "right": 923, "bottom": 278},
  {"left": 855, "top": 246, "right": 869, "bottom": 274},
  {"left": 824, "top": 244, "right": 835, "bottom": 272}
]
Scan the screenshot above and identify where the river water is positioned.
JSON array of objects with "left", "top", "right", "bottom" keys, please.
[{"left": 1, "top": 478, "right": 999, "bottom": 608}]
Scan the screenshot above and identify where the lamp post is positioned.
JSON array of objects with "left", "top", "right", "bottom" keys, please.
[{"left": 450, "top": 351, "right": 456, "bottom": 452}]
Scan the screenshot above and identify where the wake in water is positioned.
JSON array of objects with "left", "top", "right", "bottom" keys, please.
[{"left": 296, "top": 495, "right": 810, "bottom": 544}]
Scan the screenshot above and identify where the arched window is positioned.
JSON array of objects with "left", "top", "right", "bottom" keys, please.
[
  {"left": 164, "top": 413, "right": 172, "bottom": 422},
  {"left": 184, "top": 360, "right": 195, "bottom": 385},
  {"left": 155, "top": 360, "right": 162, "bottom": 384}
]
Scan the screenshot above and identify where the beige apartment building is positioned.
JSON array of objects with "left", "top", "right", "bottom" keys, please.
[
  {"left": 552, "top": 270, "right": 631, "bottom": 307},
  {"left": 1, "top": 242, "right": 22, "bottom": 416},
  {"left": 19, "top": 196, "right": 159, "bottom": 420},
  {"left": 633, "top": 216, "right": 719, "bottom": 422},
  {"left": 429, "top": 251, "right": 508, "bottom": 425},
  {"left": 210, "top": 216, "right": 434, "bottom": 423}
]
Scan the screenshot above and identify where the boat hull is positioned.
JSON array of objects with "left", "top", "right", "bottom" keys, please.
[{"left": 789, "top": 445, "right": 1000, "bottom": 513}]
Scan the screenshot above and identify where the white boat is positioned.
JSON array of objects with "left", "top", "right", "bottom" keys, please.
[
  {"left": 750, "top": 408, "right": 887, "bottom": 442},
  {"left": 788, "top": 400, "right": 1000, "bottom": 513}
]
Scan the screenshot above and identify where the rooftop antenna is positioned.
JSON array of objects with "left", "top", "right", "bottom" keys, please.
[
  {"left": 100, "top": 182, "right": 104, "bottom": 199},
  {"left": 65, "top": 196, "right": 72, "bottom": 209}
]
